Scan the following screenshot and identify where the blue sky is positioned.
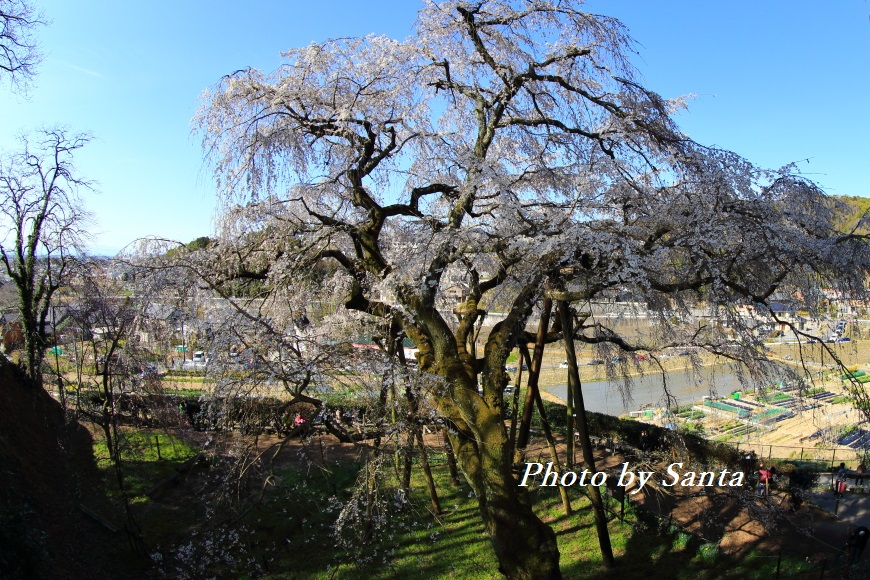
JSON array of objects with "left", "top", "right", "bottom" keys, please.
[{"left": 1, "top": 1, "right": 868, "bottom": 255}]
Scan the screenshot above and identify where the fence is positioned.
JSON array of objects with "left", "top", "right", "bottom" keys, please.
[{"left": 733, "top": 441, "right": 863, "bottom": 469}]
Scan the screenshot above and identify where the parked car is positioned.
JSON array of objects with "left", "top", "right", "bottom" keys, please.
[
  {"left": 837, "top": 337, "right": 851, "bottom": 342},
  {"left": 588, "top": 359, "right": 604, "bottom": 365},
  {"left": 559, "top": 361, "right": 569, "bottom": 369}
]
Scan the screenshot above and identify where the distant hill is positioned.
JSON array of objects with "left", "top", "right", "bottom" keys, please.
[{"left": 832, "top": 195, "right": 870, "bottom": 234}]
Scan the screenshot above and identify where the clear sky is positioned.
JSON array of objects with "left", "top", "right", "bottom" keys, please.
[{"left": 1, "top": 1, "right": 867, "bottom": 255}]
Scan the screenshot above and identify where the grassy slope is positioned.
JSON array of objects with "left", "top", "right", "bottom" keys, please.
[
  {"left": 242, "top": 454, "right": 813, "bottom": 579},
  {"left": 833, "top": 195, "right": 870, "bottom": 233},
  {"left": 83, "top": 417, "right": 833, "bottom": 578}
]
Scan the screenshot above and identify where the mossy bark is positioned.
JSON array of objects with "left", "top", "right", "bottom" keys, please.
[{"left": 439, "top": 366, "right": 562, "bottom": 579}]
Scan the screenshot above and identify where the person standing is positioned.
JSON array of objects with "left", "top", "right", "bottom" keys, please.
[
  {"left": 757, "top": 464, "right": 771, "bottom": 497},
  {"left": 837, "top": 462, "right": 848, "bottom": 482},
  {"left": 848, "top": 526, "right": 870, "bottom": 565},
  {"left": 835, "top": 462, "right": 848, "bottom": 495},
  {"left": 856, "top": 462, "right": 865, "bottom": 487},
  {"left": 294, "top": 413, "right": 307, "bottom": 437}
]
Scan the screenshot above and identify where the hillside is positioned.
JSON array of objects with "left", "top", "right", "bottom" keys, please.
[
  {"left": 833, "top": 194, "right": 870, "bottom": 234},
  {"left": 0, "top": 360, "right": 126, "bottom": 578}
]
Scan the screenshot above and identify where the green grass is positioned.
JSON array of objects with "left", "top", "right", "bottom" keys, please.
[
  {"left": 160, "top": 387, "right": 204, "bottom": 398},
  {"left": 249, "top": 459, "right": 500, "bottom": 579},
  {"left": 154, "top": 450, "right": 815, "bottom": 579},
  {"left": 93, "top": 429, "right": 199, "bottom": 503},
  {"left": 107, "top": 402, "right": 822, "bottom": 578},
  {"left": 676, "top": 410, "right": 705, "bottom": 420},
  {"left": 162, "top": 374, "right": 215, "bottom": 383}
]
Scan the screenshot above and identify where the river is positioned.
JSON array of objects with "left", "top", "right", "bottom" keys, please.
[{"left": 542, "top": 366, "right": 770, "bottom": 416}]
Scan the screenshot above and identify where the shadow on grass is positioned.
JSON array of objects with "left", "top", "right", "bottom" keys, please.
[
  {"left": 551, "top": 486, "right": 819, "bottom": 580},
  {"left": 132, "top": 437, "right": 826, "bottom": 579}
]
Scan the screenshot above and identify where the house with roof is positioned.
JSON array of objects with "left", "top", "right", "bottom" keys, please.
[{"left": 1, "top": 311, "right": 22, "bottom": 354}]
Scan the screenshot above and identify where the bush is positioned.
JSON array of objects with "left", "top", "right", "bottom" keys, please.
[
  {"left": 531, "top": 401, "right": 569, "bottom": 434},
  {"left": 529, "top": 399, "right": 741, "bottom": 465},
  {"left": 698, "top": 542, "right": 719, "bottom": 566}
]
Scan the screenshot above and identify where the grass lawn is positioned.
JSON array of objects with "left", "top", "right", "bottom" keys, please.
[
  {"left": 192, "top": 452, "right": 814, "bottom": 579},
  {"left": 92, "top": 428, "right": 199, "bottom": 503},
  {"left": 87, "top": 430, "right": 818, "bottom": 578}
]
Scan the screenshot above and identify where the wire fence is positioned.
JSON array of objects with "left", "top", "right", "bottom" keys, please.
[{"left": 733, "top": 441, "right": 865, "bottom": 470}]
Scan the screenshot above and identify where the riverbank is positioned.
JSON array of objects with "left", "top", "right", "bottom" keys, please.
[{"left": 534, "top": 343, "right": 867, "bottom": 466}]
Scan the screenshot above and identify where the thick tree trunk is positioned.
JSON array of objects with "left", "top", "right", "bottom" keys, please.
[
  {"left": 19, "top": 293, "right": 43, "bottom": 384},
  {"left": 448, "top": 404, "right": 561, "bottom": 579},
  {"left": 409, "top": 298, "right": 561, "bottom": 576}
]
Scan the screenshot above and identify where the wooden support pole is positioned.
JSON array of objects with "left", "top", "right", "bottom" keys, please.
[
  {"left": 532, "top": 379, "right": 572, "bottom": 515},
  {"left": 415, "top": 430, "right": 443, "bottom": 515},
  {"left": 515, "top": 297, "right": 552, "bottom": 458},
  {"left": 558, "top": 300, "right": 615, "bottom": 568},
  {"left": 442, "top": 427, "right": 461, "bottom": 486},
  {"left": 507, "top": 360, "right": 524, "bottom": 453}
]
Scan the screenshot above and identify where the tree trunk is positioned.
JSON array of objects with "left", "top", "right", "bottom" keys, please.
[
  {"left": 558, "top": 301, "right": 614, "bottom": 568},
  {"left": 372, "top": 382, "right": 389, "bottom": 449},
  {"left": 446, "top": 389, "right": 562, "bottom": 579},
  {"left": 19, "top": 292, "right": 44, "bottom": 384},
  {"left": 565, "top": 357, "right": 575, "bottom": 468},
  {"left": 407, "top": 300, "right": 561, "bottom": 576}
]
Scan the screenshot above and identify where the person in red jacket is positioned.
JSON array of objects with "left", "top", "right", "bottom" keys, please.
[{"left": 757, "top": 464, "right": 772, "bottom": 497}]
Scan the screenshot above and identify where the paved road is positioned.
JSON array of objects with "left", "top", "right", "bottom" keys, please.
[{"left": 808, "top": 487, "right": 870, "bottom": 527}]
